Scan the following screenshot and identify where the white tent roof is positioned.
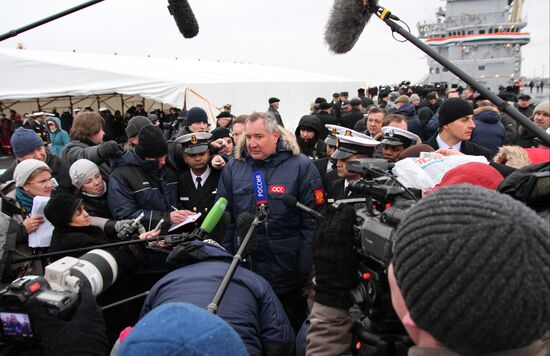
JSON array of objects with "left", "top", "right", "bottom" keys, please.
[{"left": 0, "top": 48, "right": 364, "bottom": 129}]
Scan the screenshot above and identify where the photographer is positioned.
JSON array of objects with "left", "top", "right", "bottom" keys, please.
[{"left": 308, "top": 185, "right": 550, "bottom": 355}]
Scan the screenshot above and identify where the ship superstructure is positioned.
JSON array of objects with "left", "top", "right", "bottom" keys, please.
[{"left": 418, "top": 0, "right": 529, "bottom": 92}]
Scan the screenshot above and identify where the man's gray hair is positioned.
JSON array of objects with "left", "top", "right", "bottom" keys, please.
[{"left": 245, "top": 112, "right": 279, "bottom": 134}]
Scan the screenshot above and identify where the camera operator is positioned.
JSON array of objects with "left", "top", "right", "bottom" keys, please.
[
  {"left": 307, "top": 185, "right": 550, "bottom": 355},
  {"left": 0, "top": 280, "right": 109, "bottom": 356}
]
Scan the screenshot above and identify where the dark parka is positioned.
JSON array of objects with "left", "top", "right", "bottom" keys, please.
[
  {"left": 108, "top": 149, "right": 178, "bottom": 231},
  {"left": 471, "top": 106, "right": 505, "bottom": 157},
  {"left": 216, "top": 127, "right": 324, "bottom": 294},
  {"left": 394, "top": 103, "right": 424, "bottom": 140},
  {"left": 141, "top": 241, "right": 295, "bottom": 356}
]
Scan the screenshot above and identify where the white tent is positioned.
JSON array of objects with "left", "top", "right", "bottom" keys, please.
[{"left": 0, "top": 48, "right": 364, "bottom": 130}]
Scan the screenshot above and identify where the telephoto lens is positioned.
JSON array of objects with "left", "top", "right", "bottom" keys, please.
[{"left": 44, "top": 249, "right": 118, "bottom": 296}]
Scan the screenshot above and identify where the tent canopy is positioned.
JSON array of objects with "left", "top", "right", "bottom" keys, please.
[{"left": 0, "top": 48, "right": 364, "bottom": 129}]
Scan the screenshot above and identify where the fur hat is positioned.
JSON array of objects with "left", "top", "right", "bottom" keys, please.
[
  {"left": 44, "top": 193, "right": 82, "bottom": 228},
  {"left": 13, "top": 159, "right": 50, "bottom": 188},
  {"left": 393, "top": 184, "right": 550, "bottom": 354}
]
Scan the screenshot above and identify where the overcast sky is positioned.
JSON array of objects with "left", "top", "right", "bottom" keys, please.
[{"left": 1, "top": 0, "right": 548, "bottom": 86}]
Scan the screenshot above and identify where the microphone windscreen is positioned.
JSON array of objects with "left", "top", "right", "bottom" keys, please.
[
  {"left": 324, "top": 0, "right": 372, "bottom": 54},
  {"left": 282, "top": 194, "right": 298, "bottom": 208},
  {"left": 236, "top": 213, "right": 257, "bottom": 256},
  {"left": 200, "top": 197, "right": 228, "bottom": 234},
  {"left": 167, "top": 0, "right": 199, "bottom": 39}
]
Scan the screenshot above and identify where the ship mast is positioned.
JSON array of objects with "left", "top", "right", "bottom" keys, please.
[{"left": 509, "top": 0, "right": 524, "bottom": 23}]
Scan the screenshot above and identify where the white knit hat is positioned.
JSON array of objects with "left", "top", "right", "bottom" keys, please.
[
  {"left": 13, "top": 159, "right": 50, "bottom": 187},
  {"left": 69, "top": 159, "right": 100, "bottom": 189}
]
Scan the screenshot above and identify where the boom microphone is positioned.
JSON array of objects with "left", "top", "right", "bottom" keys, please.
[
  {"left": 167, "top": 0, "right": 199, "bottom": 39},
  {"left": 325, "top": 0, "right": 372, "bottom": 54},
  {"left": 283, "top": 195, "right": 324, "bottom": 221}
]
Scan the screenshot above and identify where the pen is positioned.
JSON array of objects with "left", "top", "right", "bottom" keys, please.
[{"left": 171, "top": 206, "right": 178, "bottom": 211}]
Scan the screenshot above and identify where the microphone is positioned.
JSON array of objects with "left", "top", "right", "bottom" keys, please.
[
  {"left": 167, "top": 0, "right": 199, "bottom": 39},
  {"left": 282, "top": 195, "right": 324, "bottom": 221},
  {"left": 324, "top": 0, "right": 372, "bottom": 54},
  {"left": 236, "top": 213, "right": 257, "bottom": 256},
  {"left": 200, "top": 197, "right": 228, "bottom": 233}
]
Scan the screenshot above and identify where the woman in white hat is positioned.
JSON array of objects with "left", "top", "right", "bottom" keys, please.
[{"left": 70, "top": 159, "right": 112, "bottom": 219}]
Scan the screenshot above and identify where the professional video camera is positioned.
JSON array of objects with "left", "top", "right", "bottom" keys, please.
[
  {"left": 0, "top": 249, "right": 117, "bottom": 342},
  {"left": 335, "top": 158, "right": 420, "bottom": 355}
]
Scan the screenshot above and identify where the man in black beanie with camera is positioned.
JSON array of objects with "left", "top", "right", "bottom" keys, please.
[
  {"left": 308, "top": 184, "right": 550, "bottom": 355},
  {"left": 424, "top": 98, "right": 492, "bottom": 160}
]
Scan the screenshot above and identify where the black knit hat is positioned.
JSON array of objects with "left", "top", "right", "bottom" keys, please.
[
  {"left": 438, "top": 98, "right": 474, "bottom": 127},
  {"left": 135, "top": 125, "right": 168, "bottom": 159},
  {"left": 44, "top": 193, "right": 82, "bottom": 228},
  {"left": 210, "top": 127, "right": 232, "bottom": 141},
  {"left": 392, "top": 184, "right": 550, "bottom": 355}
]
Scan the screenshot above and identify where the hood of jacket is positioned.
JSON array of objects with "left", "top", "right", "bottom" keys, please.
[
  {"left": 394, "top": 103, "right": 416, "bottom": 117},
  {"left": 294, "top": 115, "right": 322, "bottom": 137},
  {"left": 46, "top": 117, "right": 62, "bottom": 133},
  {"left": 474, "top": 106, "right": 500, "bottom": 124},
  {"left": 235, "top": 125, "right": 300, "bottom": 162}
]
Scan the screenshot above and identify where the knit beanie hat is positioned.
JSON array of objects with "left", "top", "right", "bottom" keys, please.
[
  {"left": 438, "top": 98, "right": 474, "bottom": 127},
  {"left": 44, "top": 193, "right": 83, "bottom": 228},
  {"left": 69, "top": 159, "right": 100, "bottom": 189},
  {"left": 135, "top": 125, "right": 168, "bottom": 159},
  {"left": 433, "top": 162, "right": 504, "bottom": 191},
  {"left": 186, "top": 107, "right": 209, "bottom": 126},
  {"left": 533, "top": 100, "right": 549, "bottom": 116},
  {"left": 125, "top": 116, "right": 152, "bottom": 138},
  {"left": 395, "top": 95, "right": 410, "bottom": 104},
  {"left": 13, "top": 159, "right": 50, "bottom": 188},
  {"left": 117, "top": 302, "right": 248, "bottom": 356},
  {"left": 10, "top": 127, "right": 44, "bottom": 158},
  {"left": 392, "top": 184, "right": 550, "bottom": 355}
]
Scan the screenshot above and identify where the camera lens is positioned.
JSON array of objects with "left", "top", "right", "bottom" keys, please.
[{"left": 70, "top": 249, "right": 118, "bottom": 296}]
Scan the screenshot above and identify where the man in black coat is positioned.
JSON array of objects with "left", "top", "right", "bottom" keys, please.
[
  {"left": 340, "top": 98, "right": 364, "bottom": 129},
  {"left": 423, "top": 98, "right": 492, "bottom": 160},
  {"left": 176, "top": 132, "right": 220, "bottom": 227},
  {"left": 315, "top": 102, "right": 338, "bottom": 140},
  {"left": 267, "top": 97, "right": 284, "bottom": 127}
]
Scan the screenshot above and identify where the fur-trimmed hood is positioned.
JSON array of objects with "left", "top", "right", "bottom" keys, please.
[{"left": 234, "top": 126, "right": 300, "bottom": 161}]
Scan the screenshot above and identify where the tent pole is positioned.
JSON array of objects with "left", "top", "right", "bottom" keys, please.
[
  {"left": 69, "top": 96, "right": 73, "bottom": 114},
  {"left": 36, "top": 98, "right": 41, "bottom": 112}
]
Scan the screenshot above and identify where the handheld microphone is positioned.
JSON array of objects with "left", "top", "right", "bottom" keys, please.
[
  {"left": 167, "top": 0, "right": 199, "bottom": 39},
  {"left": 282, "top": 195, "right": 324, "bottom": 221},
  {"left": 236, "top": 213, "right": 257, "bottom": 256},
  {"left": 324, "top": 0, "right": 372, "bottom": 54}
]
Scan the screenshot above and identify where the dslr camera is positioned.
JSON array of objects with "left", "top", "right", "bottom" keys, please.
[{"left": 0, "top": 249, "right": 117, "bottom": 342}]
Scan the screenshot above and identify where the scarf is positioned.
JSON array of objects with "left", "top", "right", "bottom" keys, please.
[{"left": 15, "top": 188, "right": 34, "bottom": 217}]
